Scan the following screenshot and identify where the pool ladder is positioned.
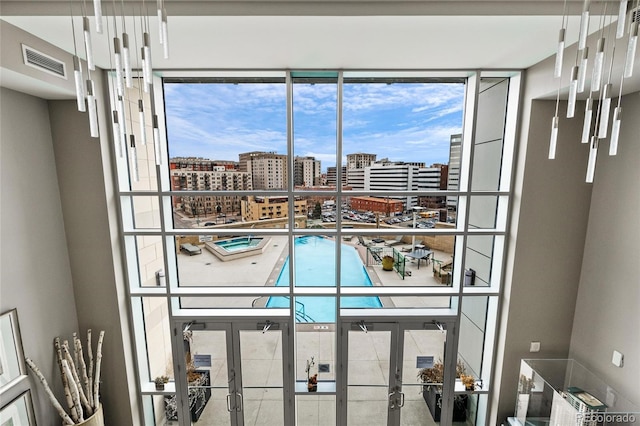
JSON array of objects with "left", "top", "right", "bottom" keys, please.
[{"left": 251, "top": 296, "right": 315, "bottom": 323}]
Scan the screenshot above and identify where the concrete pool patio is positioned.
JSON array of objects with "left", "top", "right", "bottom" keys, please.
[{"left": 177, "top": 235, "right": 455, "bottom": 310}]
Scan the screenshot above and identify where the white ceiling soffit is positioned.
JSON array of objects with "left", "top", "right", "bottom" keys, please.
[
  {"left": 0, "top": 1, "right": 626, "bottom": 17},
  {"left": 2, "top": 14, "right": 605, "bottom": 70}
]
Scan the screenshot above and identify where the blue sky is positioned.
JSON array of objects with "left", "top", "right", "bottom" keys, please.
[{"left": 165, "top": 81, "right": 464, "bottom": 170}]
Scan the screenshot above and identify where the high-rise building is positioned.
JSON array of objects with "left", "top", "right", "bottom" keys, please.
[
  {"left": 346, "top": 153, "right": 377, "bottom": 170},
  {"left": 346, "top": 168, "right": 365, "bottom": 190},
  {"left": 326, "top": 166, "right": 347, "bottom": 186},
  {"left": 365, "top": 161, "right": 420, "bottom": 210},
  {"left": 447, "top": 134, "right": 463, "bottom": 210},
  {"left": 169, "top": 158, "right": 252, "bottom": 217},
  {"left": 346, "top": 153, "right": 376, "bottom": 187},
  {"left": 239, "top": 151, "right": 288, "bottom": 190},
  {"left": 417, "top": 163, "right": 449, "bottom": 210},
  {"left": 294, "top": 156, "right": 321, "bottom": 187}
]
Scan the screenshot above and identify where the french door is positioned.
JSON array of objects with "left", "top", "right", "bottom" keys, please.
[
  {"left": 171, "top": 318, "right": 293, "bottom": 426},
  {"left": 339, "top": 316, "right": 458, "bottom": 426}
]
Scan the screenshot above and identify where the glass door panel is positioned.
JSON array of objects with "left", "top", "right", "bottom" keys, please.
[
  {"left": 175, "top": 320, "right": 289, "bottom": 426},
  {"left": 180, "top": 326, "right": 231, "bottom": 426},
  {"left": 236, "top": 328, "right": 285, "bottom": 426},
  {"left": 341, "top": 318, "right": 456, "bottom": 426},
  {"left": 399, "top": 328, "right": 447, "bottom": 426},
  {"left": 345, "top": 325, "right": 394, "bottom": 426}
]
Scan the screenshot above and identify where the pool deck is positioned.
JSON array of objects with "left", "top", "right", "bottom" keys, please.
[{"left": 177, "top": 235, "right": 453, "bottom": 310}]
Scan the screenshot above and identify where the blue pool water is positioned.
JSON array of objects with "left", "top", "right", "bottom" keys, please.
[
  {"left": 266, "top": 236, "right": 382, "bottom": 322},
  {"left": 215, "top": 237, "right": 261, "bottom": 252}
]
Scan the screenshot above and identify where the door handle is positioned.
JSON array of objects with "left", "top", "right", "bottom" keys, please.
[
  {"left": 389, "top": 391, "right": 400, "bottom": 410},
  {"left": 236, "top": 392, "right": 243, "bottom": 412},
  {"left": 398, "top": 391, "right": 405, "bottom": 408},
  {"left": 226, "top": 393, "right": 233, "bottom": 412}
]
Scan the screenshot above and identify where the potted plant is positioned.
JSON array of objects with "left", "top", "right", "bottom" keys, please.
[
  {"left": 155, "top": 375, "right": 169, "bottom": 390},
  {"left": 306, "top": 357, "right": 318, "bottom": 392},
  {"left": 382, "top": 255, "right": 394, "bottom": 271},
  {"left": 165, "top": 326, "right": 211, "bottom": 422},
  {"left": 460, "top": 374, "right": 475, "bottom": 391},
  {"left": 417, "top": 359, "right": 468, "bottom": 422}
]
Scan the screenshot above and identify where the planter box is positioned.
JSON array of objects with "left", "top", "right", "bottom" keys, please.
[
  {"left": 422, "top": 385, "right": 467, "bottom": 422},
  {"left": 165, "top": 370, "right": 212, "bottom": 422}
]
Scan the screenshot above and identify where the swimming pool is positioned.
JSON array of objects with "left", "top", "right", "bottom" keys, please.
[
  {"left": 215, "top": 237, "right": 261, "bottom": 252},
  {"left": 266, "top": 236, "right": 382, "bottom": 322},
  {"left": 205, "top": 236, "right": 270, "bottom": 261}
]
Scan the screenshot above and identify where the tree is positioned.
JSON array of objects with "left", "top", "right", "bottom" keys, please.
[{"left": 313, "top": 202, "right": 322, "bottom": 219}]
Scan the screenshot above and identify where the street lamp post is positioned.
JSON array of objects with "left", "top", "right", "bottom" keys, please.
[{"left": 411, "top": 206, "right": 425, "bottom": 252}]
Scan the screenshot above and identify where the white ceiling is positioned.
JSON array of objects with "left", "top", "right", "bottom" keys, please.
[
  {"left": 2, "top": 14, "right": 598, "bottom": 71},
  {"left": 3, "top": 0, "right": 636, "bottom": 99}
]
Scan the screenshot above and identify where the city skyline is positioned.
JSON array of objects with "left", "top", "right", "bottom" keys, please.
[{"left": 165, "top": 81, "right": 465, "bottom": 171}]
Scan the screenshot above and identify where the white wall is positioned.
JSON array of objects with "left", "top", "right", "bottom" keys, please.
[
  {"left": 493, "top": 97, "right": 593, "bottom": 423},
  {"left": 47, "top": 81, "right": 140, "bottom": 425},
  {"left": 491, "top": 13, "right": 640, "bottom": 422},
  {"left": 0, "top": 87, "right": 79, "bottom": 425},
  {"left": 569, "top": 91, "right": 640, "bottom": 408}
]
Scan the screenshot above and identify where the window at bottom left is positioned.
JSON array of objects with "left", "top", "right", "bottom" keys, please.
[
  {"left": 0, "top": 390, "right": 37, "bottom": 426},
  {"left": 133, "top": 297, "right": 174, "bottom": 390}
]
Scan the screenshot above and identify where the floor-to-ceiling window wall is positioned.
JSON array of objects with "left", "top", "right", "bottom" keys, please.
[{"left": 112, "top": 70, "right": 520, "bottom": 426}]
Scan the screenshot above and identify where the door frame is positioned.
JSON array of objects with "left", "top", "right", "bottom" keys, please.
[
  {"left": 171, "top": 314, "right": 294, "bottom": 426},
  {"left": 338, "top": 313, "right": 459, "bottom": 426}
]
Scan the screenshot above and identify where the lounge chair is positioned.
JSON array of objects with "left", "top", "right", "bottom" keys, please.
[
  {"left": 180, "top": 243, "right": 202, "bottom": 255},
  {"left": 357, "top": 236, "right": 373, "bottom": 247},
  {"left": 385, "top": 235, "right": 406, "bottom": 246}
]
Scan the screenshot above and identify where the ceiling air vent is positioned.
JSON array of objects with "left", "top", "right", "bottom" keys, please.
[{"left": 21, "top": 44, "right": 67, "bottom": 79}]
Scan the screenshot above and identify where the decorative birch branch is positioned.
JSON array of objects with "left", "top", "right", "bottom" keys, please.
[
  {"left": 62, "top": 359, "right": 84, "bottom": 422},
  {"left": 25, "top": 329, "right": 105, "bottom": 424},
  {"left": 25, "top": 357, "right": 75, "bottom": 425},
  {"left": 87, "top": 329, "right": 94, "bottom": 408},
  {"left": 75, "top": 336, "right": 94, "bottom": 412},
  {"left": 93, "top": 330, "right": 105, "bottom": 408},
  {"left": 63, "top": 342, "right": 93, "bottom": 416},
  {"left": 54, "top": 338, "right": 75, "bottom": 418}
]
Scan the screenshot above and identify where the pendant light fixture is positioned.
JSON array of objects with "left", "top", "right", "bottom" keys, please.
[
  {"left": 152, "top": 114, "right": 162, "bottom": 165},
  {"left": 70, "top": 3, "right": 86, "bottom": 113},
  {"left": 161, "top": 7, "right": 169, "bottom": 59},
  {"left": 127, "top": 96, "right": 139, "bottom": 182},
  {"left": 578, "top": 0, "right": 591, "bottom": 50},
  {"left": 550, "top": 0, "right": 567, "bottom": 160},
  {"left": 83, "top": 16, "right": 95, "bottom": 71},
  {"left": 577, "top": 47, "right": 589, "bottom": 92},
  {"left": 548, "top": 0, "right": 638, "bottom": 183},
  {"left": 93, "top": 0, "right": 103, "bottom": 33},
  {"left": 121, "top": 0, "right": 133, "bottom": 88},
  {"left": 555, "top": 2, "right": 568, "bottom": 78},
  {"left": 567, "top": 66, "right": 579, "bottom": 118},
  {"left": 624, "top": 13, "right": 638, "bottom": 77},
  {"left": 581, "top": 96, "right": 594, "bottom": 143},
  {"left": 129, "top": 134, "right": 140, "bottom": 182},
  {"left": 617, "top": 0, "right": 629, "bottom": 38},
  {"left": 106, "top": 10, "right": 124, "bottom": 158},
  {"left": 86, "top": 77, "right": 100, "bottom": 138}
]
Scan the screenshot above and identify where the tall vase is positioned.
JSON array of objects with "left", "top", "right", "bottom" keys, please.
[{"left": 77, "top": 404, "right": 104, "bottom": 426}]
